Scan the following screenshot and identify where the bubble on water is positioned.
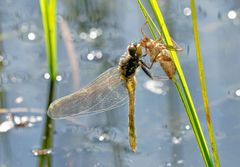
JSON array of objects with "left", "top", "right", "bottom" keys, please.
[
  {"left": 89, "top": 28, "right": 103, "bottom": 40},
  {"left": 79, "top": 32, "right": 88, "bottom": 40},
  {"left": 32, "top": 148, "right": 52, "bottom": 156},
  {"left": 89, "top": 31, "right": 97, "bottom": 39},
  {"left": 44, "top": 73, "right": 50, "bottom": 80},
  {"left": 21, "top": 116, "right": 28, "bottom": 122},
  {"left": 56, "top": 75, "right": 62, "bottom": 82},
  {"left": 87, "top": 53, "right": 94, "bottom": 61},
  {"left": 172, "top": 136, "right": 182, "bottom": 144},
  {"left": 12, "top": 115, "right": 43, "bottom": 128},
  {"left": 28, "top": 123, "right": 34, "bottom": 127},
  {"left": 185, "top": 124, "right": 191, "bottom": 130},
  {"left": 235, "top": 89, "right": 240, "bottom": 96},
  {"left": 15, "top": 96, "right": 24, "bottom": 104},
  {"left": 88, "top": 126, "right": 119, "bottom": 143},
  {"left": 29, "top": 116, "right": 37, "bottom": 123},
  {"left": 98, "top": 133, "right": 109, "bottom": 141},
  {"left": 14, "top": 116, "right": 21, "bottom": 125},
  {"left": 228, "top": 87, "right": 240, "bottom": 100},
  {"left": 228, "top": 10, "right": 237, "bottom": 20},
  {"left": 18, "top": 22, "right": 41, "bottom": 42},
  {"left": 27, "top": 32, "right": 36, "bottom": 41},
  {"left": 36, "top": 116, "right": 43, "bottom": 122},
  {"left": 183, "top": 7, "right": 191, "bottom": 16},
  {"left": 0, "top": 119, "right": 14, "bottom": 132},
  {"left": 177, "top": 159, "right": 184, "bottom": 165},
  {"left": 87, "top": 50, "right": 103, "bottom": 61},
  {"left": 143, "top": 80, "right": 169, "bottom": 95},
  {"left": 166, "top": 162, "right": 172, "bottom": 166},
  {"left": 95, "top": 51, "right": 103, "bottom": 59}
]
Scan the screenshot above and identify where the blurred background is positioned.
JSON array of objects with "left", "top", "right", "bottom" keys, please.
[{"left": 0, "top": 0, "right": 240, "bottom": 166}]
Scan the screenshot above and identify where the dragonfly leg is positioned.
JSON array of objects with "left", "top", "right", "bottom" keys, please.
[
  {"left": 141, "top": 21, "right": 148, "bottom": 37},
  {"left": 164, "top": 38, "right": 183, "bottom": 52},
  {"left": 171, "top": 37, "right": 183, "bottom": 51},
  {"left": 140, "top": 56, "right": 156, "bottom": 69},
  {"left": 140, "top": 62, "right": 153, "bottom": 79}
]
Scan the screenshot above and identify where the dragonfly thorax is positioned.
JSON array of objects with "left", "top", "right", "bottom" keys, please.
[{"left": 118, "top": 43, "right": 142, "bottom": 79}]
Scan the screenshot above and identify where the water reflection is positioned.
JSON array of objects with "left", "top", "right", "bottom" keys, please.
[
  {"left": 87, "top": 50, "right": 103, "bottom": 61},
  {"left": 0, "top": 111, "right": 43, "bottom": 132},
  {"left": 228, "top": 86, "right": 240, "bottom": 100},
  {"left": 27, "top": 32, "right": 36, "bottom": 41},
  {"left": 18, "top": 22, "right": 42, "bottom": 42},
  {"left": 228, "top": 10, "right": 237, "bottom": 20},
  {"left": 143, "top": 80, "right": 169, "bottom": 95},
  {"left": 44, "top": 73, "right": 50, "bottom": 80},
  {"left": 87, "top": 126, "right": 119, "bottom": 143},
  {"left": 183, "top": 7, "right": 191, "bottom": 16},
  {"left": 15, "top": 96, "right": 24, "bottom": 104},
  {"left": 234, "top": 89, "right": 240, "bottom": 96},
  {"left": 32, "top": 148, "right": 52, "bottom": 156},
  {"left": 56, "top": 75, "right": 63, "bottom": 82}
]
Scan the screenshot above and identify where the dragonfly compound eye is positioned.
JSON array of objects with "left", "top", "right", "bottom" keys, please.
[{"left": 128, "top": 43, "right": 137, "bottom": 56}]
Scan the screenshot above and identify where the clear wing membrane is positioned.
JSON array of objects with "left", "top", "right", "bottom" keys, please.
[{"left": 48, "top": 67, "right": 128, "bottom": 119}]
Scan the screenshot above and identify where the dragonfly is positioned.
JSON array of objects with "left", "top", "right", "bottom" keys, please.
[
  {"left": 48, "top": 43, "right": 153, "bottom": 152},
  {"left": 140, "top": 24, "right": 182, "bottom": 79}
]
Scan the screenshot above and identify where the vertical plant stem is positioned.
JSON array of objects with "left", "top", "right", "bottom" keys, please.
[
  {"left": 190, "top": 0, "right": 220, "bottom": 166},
  {"left": 38, "top": 80, "right": 55, "bottom": 167},
  {"left": 136, "top": 0, "right": 214, "bottom": 166},
  {"left": 148, "top": 1, "right": 213, "bottom": 166},
  {"left": 40, "top": 0, "right": 57, "bottom": 79},
  {"left": 39, "top": 0, "right": 57, "bottom": 166}
]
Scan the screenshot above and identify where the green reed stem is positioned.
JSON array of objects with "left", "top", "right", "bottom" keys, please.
[
  {"left": 40, "top": 0, "right": 57, "bottom": 79},
  {"left": 190, "top": 0, "right": 220, "bottom": 166},
  {"left": 38, "top": 0, "right": 57, "bottom": 166},
  {"left": 136, "top": 0, "right": 214, "bottom": 166}
]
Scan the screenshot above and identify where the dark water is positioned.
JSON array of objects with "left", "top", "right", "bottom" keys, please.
[{"left": 0, "top": 0, "right": 240, "bottom": 166}]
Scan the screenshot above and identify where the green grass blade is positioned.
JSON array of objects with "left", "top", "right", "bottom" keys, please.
[
  {"left": 190, "top": 0, "right": 221, "bottom": 166},
  {"left": 148, "top": 1, "right": 213, "bottom": 166},
  {"left": 136, "top": 0, "right": 214, "bottom": 166},
  {"left": 136, "top": 0, "right": 161, "bottom": 38},
  {"left": 39, "top": 0, "right": 57, "bottom": 166},
  {"left": 40, "top": 0, "right": 57, "bottom": 80}
]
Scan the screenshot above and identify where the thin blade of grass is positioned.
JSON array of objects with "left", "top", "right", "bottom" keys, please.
[
  {"left": 136, "top": 0, "right": 162, "bottom": 38},
  {"left": 136, "top": 0, "right": 213, "bottom": 166},
  {"left": 40, "top": 0, "right": 57, "bottom": 80},
  {"left": 149, "top": 1, "right": 213, "bottom": 166},
  {"left": 190, "top": 0, "right": 220, "bottom": 166},
  {"left": 39, "top": 0, "right": 57, "bottom": 166}
]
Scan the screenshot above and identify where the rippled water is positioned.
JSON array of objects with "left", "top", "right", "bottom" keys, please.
[{"left": 0, "top": 0, "right": 240, "bottom": 166}]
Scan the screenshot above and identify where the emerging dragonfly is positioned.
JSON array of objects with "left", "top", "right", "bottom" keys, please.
[
  {"left": 140, "top": 25, "right": 182, "bottom": 79},
  {"left": 48, "top": 43, "right": 153, "bottom": 152}
]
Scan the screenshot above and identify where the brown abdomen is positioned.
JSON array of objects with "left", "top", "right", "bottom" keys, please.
[{"left": 159, "top": 55, "right": 176, "bottom": 79}]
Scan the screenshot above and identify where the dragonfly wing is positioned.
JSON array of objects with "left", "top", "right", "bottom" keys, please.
[{"left": 48, "top": 67, "right": 128, "bottom": 119}]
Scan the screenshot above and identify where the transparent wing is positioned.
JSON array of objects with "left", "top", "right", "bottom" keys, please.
[{"left": 48, "top": 67, "right": 128, "bottom": 119}]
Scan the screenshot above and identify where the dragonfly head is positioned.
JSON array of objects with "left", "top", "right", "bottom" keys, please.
[{"left": 128, "top": 43, "right": 142, "bottom": 58}]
